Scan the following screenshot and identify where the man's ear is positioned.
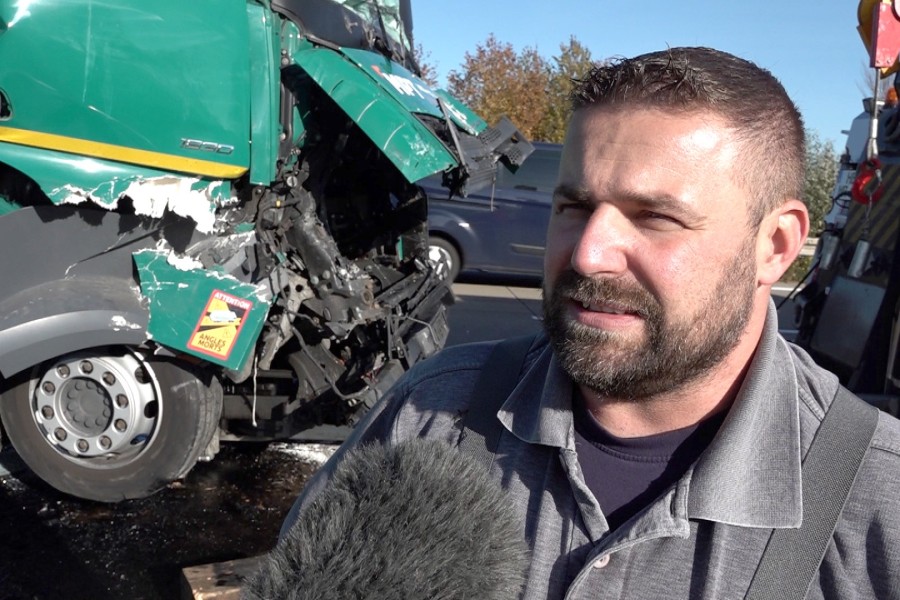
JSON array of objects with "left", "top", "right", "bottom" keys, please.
[{"left": 756, "top": 199, "right": 810, "bottom": 286}]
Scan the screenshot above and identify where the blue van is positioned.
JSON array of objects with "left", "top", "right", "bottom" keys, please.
[{"left": 422, "top": 142, "right": 562, "bottom": 283}]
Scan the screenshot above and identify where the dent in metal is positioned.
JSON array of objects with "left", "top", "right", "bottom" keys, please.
[{"left": 49, "top": 176, "right": 230, "bottom": 233}]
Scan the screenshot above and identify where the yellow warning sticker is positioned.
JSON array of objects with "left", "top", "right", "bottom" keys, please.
[{"left": 187, "top": 290, "right": 253, "bottom": 361}]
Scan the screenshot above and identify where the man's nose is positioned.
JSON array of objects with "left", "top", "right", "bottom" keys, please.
[{"left": 569, "top": 204, "right": 630, "bottom": 277}]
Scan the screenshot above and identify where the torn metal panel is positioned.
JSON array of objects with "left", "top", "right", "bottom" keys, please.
[
  {"left": 49, "top": 175, "right": 231, "bottom": 234},
  {"left": 289, "top": 46, "right": 456, "bottom": 183},
  {"left": 133, "top": 248, "right": 272, "bottom": 370}
]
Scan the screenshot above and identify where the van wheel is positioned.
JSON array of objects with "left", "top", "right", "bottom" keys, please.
[
  {"left": 0, "top": 348, "right": 222, "bottom": 502},
  {"left": 428, "top": 237, "right": 461, "bottom": 282}
]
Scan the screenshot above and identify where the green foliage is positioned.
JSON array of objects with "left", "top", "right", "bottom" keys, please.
[
  {"left": 781, "top": 130, "right": 839, "bottom": 283},
  {"left": 803, "top": 130, "right": 840, "bottom": 236},
  {"left": 533, "top": 37, "right": 596, "bottom": 143}
]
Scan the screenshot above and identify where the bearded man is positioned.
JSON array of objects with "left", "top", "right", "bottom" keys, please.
[{"left": 278, "top": 47, "right": 900, "bottom": 599}]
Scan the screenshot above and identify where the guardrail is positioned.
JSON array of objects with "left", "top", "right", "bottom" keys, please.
[{"left": 800, "top": 237, "right": 819, "bottom": 258}]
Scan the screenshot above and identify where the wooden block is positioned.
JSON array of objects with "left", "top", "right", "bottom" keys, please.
[{"left": 180, "top": 555, "right": 264, "bottom": 599}]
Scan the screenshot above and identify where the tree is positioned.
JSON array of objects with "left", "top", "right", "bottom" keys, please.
[
  {"left": 803, "top": 129, "right": 840, "bottom": 235},
  {"left": 534, "top": 37, "right": 595, "bottom": 143},
  {"left": 446, "top": 35, "right": 551, "bottom": 140},
  {"left": 412, "top": 43, "right": 439, "bottom": 88},
  {"left": 783, "top": 129, "right": 840, "bottom": 282}
]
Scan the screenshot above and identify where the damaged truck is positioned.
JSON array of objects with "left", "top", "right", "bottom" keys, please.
[{"left": 0, "top": 0, "right": 531, "bottom": 501}]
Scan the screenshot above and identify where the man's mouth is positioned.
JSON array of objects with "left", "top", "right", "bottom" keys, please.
[{"left": 575, "top": 300, "right": 638, "bottom": 316}]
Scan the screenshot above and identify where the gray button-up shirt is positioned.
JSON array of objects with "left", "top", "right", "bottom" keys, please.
[{"left": 283, "top": 305, "right": 900, "bottom": 599}]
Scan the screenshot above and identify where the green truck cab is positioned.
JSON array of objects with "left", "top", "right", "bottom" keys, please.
[{"left": 0, "top": 0, "right": 531, "bottom": 501}]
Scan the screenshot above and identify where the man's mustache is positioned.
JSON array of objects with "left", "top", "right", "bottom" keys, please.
[{"left": 550, "top": 270, "right": 659, "bottom": 321}]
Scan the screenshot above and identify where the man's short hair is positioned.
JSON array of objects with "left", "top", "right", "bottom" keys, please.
[{"left": 571, "top": 47, "right": 805, "bottom": 226}]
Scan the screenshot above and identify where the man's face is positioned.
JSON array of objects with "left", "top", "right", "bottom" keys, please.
[{"left": 542, "top": 107, "right": 762, "bottom": 400}]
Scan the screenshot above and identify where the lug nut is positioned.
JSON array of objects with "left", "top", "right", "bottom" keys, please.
[
  {"left": 99, "top": 436, "right": 112, "bottom": 450},
  {"left": 80, "top": 361, "right": 93, "bottom": 374},
  {"left": 41, "top": 381, "right": 55, "bottom": 394},
  {"left": 102, "top": 372, "right": 116, "bottom": 386},
  {"left": 40, "top": 406, "right": 54, "bottom": 420},
  {"left": 115, "top": 394, "right": 129, "bottom": 408},
  {"left": 57, "top": 365, "right": 70, "bottom": 378},
  {"left": 114, "top": 419, "right": 127, "bottom": 432},
  {"left": 76, "top": 439, "right": 89, "bottom": 453},
  {"left": 54, "top": 428, "right": 67, "bottom": 441}
]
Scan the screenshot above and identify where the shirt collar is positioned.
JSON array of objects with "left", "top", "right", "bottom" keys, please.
[
  {"left": 498, "top": 333, "right": 575, "bottom": 449},
  {"left": 498, "top": 300, "right": 802, "bottom": 529},
  {"left": 687, "top": 301, "right": 802, "bottom": 527}
]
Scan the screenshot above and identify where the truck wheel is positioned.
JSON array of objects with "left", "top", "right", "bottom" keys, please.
[
  {"left": 428, "top": 237, "right": 461, "bottom": 282},
  {"left": 0, "top": 347, "right": 222, "bottom": 502}
]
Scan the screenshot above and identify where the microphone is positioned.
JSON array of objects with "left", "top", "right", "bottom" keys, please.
[{"left": 242, "top": 437, "right": 529, "bottom": 600}]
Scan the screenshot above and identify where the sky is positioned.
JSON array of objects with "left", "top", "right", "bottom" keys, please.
[{"left": 413, "top": 0, "right": 874, "bottom": 152}]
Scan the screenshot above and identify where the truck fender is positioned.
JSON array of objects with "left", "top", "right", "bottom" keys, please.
[{"left": 0, "top": 277, "right": 148, "bottom": 379}]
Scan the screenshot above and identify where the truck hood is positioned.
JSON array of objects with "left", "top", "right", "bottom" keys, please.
[{"left": 291, "top": 44, "right": 532, "bottom": 195}]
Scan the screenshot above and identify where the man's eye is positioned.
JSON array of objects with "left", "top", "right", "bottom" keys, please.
[{"left": 639, "top": 211, "right": 683, "bottom": 228}]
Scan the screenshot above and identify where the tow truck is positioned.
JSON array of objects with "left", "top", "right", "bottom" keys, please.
[{"left": 794, "top": 0, "right": 900, "bottom": 416}]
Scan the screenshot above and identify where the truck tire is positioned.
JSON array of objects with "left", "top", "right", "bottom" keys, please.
[
  {"left": 428, "top": 236, "right": 461, "bottom": 282},
  {"left": 0, "top": 347, "right": 222, "bottom": 502}
]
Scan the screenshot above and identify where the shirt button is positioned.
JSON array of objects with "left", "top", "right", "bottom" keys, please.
[{"left": 592, "top": 555, "right": 610, "bottom": 569}]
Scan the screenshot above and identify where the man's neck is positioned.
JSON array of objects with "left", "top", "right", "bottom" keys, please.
[{"left": 578, "top": 367, "right": 747, "bottom": 437}]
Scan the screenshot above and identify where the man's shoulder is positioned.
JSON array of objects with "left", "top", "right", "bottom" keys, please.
[
  {"left": 387, "top": 335, "right": 548, "bottom": 440},
  {"left": 784, "top": 339, "right": 900, "bottom": 454},
  {"left": 870, "top": 408, "right": 900, "bottom": 459},
  {"left": 786, "top": 339, "right": 900, "bottom": 455},
  {"left": 403, "top": 340, "right": 499, "bottom": 389}
]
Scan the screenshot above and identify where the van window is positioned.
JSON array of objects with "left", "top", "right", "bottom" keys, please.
[{"left": 497, "top": 148, "right": 561, "bottom": 193}]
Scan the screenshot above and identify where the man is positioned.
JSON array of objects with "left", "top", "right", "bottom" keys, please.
[{"left": 281, "top": 47, "right": 900, "bottom": 598}]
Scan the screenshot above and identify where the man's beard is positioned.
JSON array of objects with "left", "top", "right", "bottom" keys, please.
[{"left": 542, "top": 240, "right": 757, "bottom": 400}]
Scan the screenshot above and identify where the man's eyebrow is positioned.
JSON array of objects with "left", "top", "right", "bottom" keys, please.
[
  {"left": 625, "top": 192, "right": 704, "bottom": 221},
  {"left": 552, "top": 184, "right": 593, "bottom": 206},
  {"left": 554, "top": 183, "right": 705, "bottom": 223}
]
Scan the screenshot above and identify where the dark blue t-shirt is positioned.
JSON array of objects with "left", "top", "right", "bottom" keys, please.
[{"left": 573, "top": 392, "right": 726, "bottom": 532}]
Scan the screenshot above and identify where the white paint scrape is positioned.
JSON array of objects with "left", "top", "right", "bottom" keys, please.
[
  {"left": 51, "top": 177, "right": 225, "bottom": 234},
  {"left": 54, "top": 184, "right": 120, "bottom": 209},
  {"left": 110, "top": 315, "right": 142, "bottom": 331},
  {"left": 166, "top": 252, "right": 204, "bottom": 271},
  {"left": 124, "top": 177, "right": 223, "bottom": 233},
  {"left": 268, "top": 443, "right": 339, "bottom": 466}
]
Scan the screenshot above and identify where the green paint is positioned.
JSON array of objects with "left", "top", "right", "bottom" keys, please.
[
  {"left": 0, "top": 143, "right": 230, "bottom": 224},
  {"left": 340, "top": 48, "right": 484, "bottom": 136},
  {"left": 434, "top": 89, "right": 488, "bottom": 134},
  {"left": 247, "top": 2, "right": 281, "bottom": 185},
  {"left": 0, "top": 197, "right": 20, "bottom": 215},
  {"left": 292, "top": 46, "right": 457, "bottom": 183},
  {"left": 0, "top": 0, "right": 251, "bottom": 172},
  {"left": 133, "top": 250, "right": 271, "bottom": 370}
]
